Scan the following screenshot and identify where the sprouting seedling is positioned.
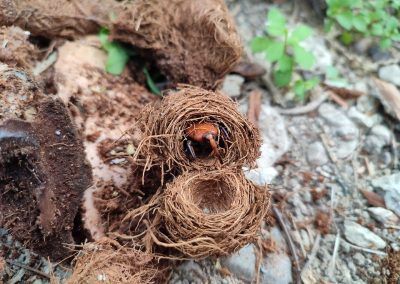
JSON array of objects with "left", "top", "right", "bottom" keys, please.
[
  {"left": 325, "top": 0, "right": 400, "bottom": 48},
  {"left": 99, "top": 27, "right": 132, "bottom": 75},
  {"left": 251, "top": 8, "right": 318, "bottom": 100},
  {"left": 143, "top": 67, "right": 162, "bottom": 96}
]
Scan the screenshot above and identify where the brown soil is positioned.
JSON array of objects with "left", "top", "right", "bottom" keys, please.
[
  {"left": 0, "top": 65, "right": 92, "bottom": 261},
  {"left": 0, "top": 0, "right": 113, "bottom": 38},
  {"left": 0, "top": 26, "right": 38, "bottom": 69},
  {"left": 383, "top": 250, "right": 400, "bottom": 284},
  {"left": 53, "top": 38, "right": 158, "bottom": 241}
]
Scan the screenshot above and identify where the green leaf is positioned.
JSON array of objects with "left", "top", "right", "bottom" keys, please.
[
  {"left": 294, "top": 80, "right": 306, "bottom": 100},
  {"left": 277, "top": 55, "right": 293, "bottom": 72},
  {"left": 352, "top": 15, "right": 367, "bottom": 32},
  {"left": 340, "top": 31, "right": 354, "bottom": 45},
  {"left": 304, "top": 77, "right": 320, "bottom": 89},
  {"left": 105, "top": 43, "right": 130, "bottom": 75},
  {"left": 380, "top": 38, "right": 392, "bottom": 49},
  {"left": 336, "top": 12, "right": 353, "bottom": 30},
  {"left": 273, "top": 69, "right": 292, "bottom": 87},
  {"left": 326, "top": 66, "right": 339, "bottom": 79},
  {"left": 266, "top": 8, "right": 287, "bottom": 36},
  {"left": 251, "top": 37, "right": 271, "bottom": 53},
  {"left": 143, "top": 68, "right": 162, "bottom": 96},
  {"left": 324, "top": 19, "right": 334, "bottom": 33},
  {"left": 289, "top": 25, "right": 312, "bottom": 44},
  {"left": 392, "top": 33, "right": 400, "bottom": 41},
  {"left": 265, "top": 40, "right": 285, "bottom": 62},
  {"left": 99, "top": 27, "right": 112, "bottom": 51},
  {"left": 293, "top": 46, "right": 315, "bottom": 69},
  {"left": 371, "top": 23, "right": 384, "bottom": 36}
]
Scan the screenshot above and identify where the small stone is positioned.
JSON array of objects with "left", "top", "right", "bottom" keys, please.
[
  {"left": 368, "top": 207, "right": 399, "bottom": 225},
  {"left": 357, "top": 93, "right": 379, "bottom": 113},
  {"left": 371, "top": 125, "right": 392, "bottom": 145},
  {"left": 378, "top": 64, "right": 400, "bottom": 86},
  {"left": 371, "top": 173, "right": 400, "bottom": 216},
  {"left": 55, "top": 130, "right": 61, "bottom": 136},
  {"left": 260, "top": 253, "right": 292, "bottom": 284},
  {"left": 343, "top": 220, "right": 386, "bottom": 249},
  {"left": 318, "top": 103, "right": 359, "bottom": 159},
  {"left": 221, "top": 74, "right": 245, "bottom": 97},
  {"left": 348, "top": 106, "right": 376, "bottom": 128},
  {"left": 221, "top": 244, "right": 256, "bottom": 282},
  {"left": 364, "top": 125, "right": 392, "bottom": 154},
  {"left": 353, "top": 252, "right": 366, "bottom": 266},
  {"left": 306, "top": 141, "right": 328, "bottom": 166},
  {"left": 369, "top": 46, "right": 392, "bottom": 62}
]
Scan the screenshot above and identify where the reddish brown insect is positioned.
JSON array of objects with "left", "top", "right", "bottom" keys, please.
[{"left": 184, "top": 122, "right": 228, "bottom": 163}]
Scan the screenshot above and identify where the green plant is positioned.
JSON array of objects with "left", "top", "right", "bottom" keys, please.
[
  {"left": 325, "top": 0, "right": 400, "bottom": 48},
  {"left": 99, "top": 28, "right": 162, "bottom": 96},
  {"left": 99, "top": 27, "right": 131, "bottom": 75},
  {"left": 251, "top": 8, "right": 318, "bottom": 100}
]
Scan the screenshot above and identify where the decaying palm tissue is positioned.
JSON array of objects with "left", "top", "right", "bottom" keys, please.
[{"left": 1, "top": 0, "right": 400, "bottom": 283}]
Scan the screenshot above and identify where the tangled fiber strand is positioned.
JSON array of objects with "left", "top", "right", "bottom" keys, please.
[
  {"left": 134, "top": 85, "right": 261, "bottom": 175},
  {"left": 152, "top": 169, "right": 270, "bottom": 259},
  {"left": 67, "top": 238, "right": 156, "bottom": 284}
]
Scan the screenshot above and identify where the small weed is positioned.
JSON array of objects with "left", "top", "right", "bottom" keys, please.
[
  {"left": 251, "top": 8, "right": 318, "bottom": 100},
  {"left": 99, "top": 27, "right": 131, "bottom": 75},
  {"left": 325, "top": 0, "right": 400, "bottom": 48}
]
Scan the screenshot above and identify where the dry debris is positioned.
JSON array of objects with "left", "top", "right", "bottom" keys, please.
[{"left": 67, "top": 238, "right": 157, "bottom": 284}]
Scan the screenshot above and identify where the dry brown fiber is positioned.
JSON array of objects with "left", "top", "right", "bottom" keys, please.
[
  {"left": 134, "top": 85, "right": 261, "bottom": 175},
  {"left": 67, "top": 238, "right": 156, "bottom": 284},
  {"left": 119, "top": 169, "right": 270, "bottom": 259},
  {"left": 0, "top": 0, "right": 242, "bottom": 89}
]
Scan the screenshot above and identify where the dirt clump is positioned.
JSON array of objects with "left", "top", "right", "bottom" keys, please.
[
  {"left": 67, "top": 238, "right": 157, "bottom": 284},
  {"left": 0, "top": 26, "right": 38, "bottom": 69},
  {"left": 53, "top": 38, "right": 158, "bottom": 240},
  {"left": 111, "top": 0, "right": 242, "bottom": 89},
  {"left": 134, "top": 85, "right": 261, "bottom": 175},
  {"left": 0, "top": 0, "right": 114, "bottom": 39},
  {"left": 0, "top": 65, "right": 92, "bottom": 261},
  {"left": 0, "top": 0, "right": 242, "bottom": 88}
]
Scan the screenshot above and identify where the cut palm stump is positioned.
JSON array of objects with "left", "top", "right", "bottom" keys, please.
[
  {"left": 116, "top": 169, "right": 270, "bottom": 259},
  {"left": 134, "top": 85, "right": 261, "bottom": 176},
  {"left": 0, "top": 64, "right": 92, "bottom": 261}
]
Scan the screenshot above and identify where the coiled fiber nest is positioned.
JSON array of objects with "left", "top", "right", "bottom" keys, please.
[
  {"left": 134, "top": 85, "right": 261, "bottom": 174},
  {"left": 67, "top": 238, "right": 156, "bottom": 284},
  {"left": 152, "top": 169, "right": 270, "bottom": 259}
]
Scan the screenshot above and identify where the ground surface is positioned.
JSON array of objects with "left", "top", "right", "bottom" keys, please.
[
  {"left": 1, "top": 0, "right": 400, "bottom": 283},
  {"left": 170, "top": 0, "right": 400, "bottom": 283}
]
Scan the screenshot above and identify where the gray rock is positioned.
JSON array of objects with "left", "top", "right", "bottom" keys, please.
[
  {"left": 364, "top": 125, "right": 392, "bottom": 154},
  {"left": 221, "top": 75, "right": 245, "bottom": 97},
  {"left": 221, "top": 244, "right": 256, "bottom": 282},
  {"left": 353, "top": 252, "right": 366, "bottom": 266},
  {"left": 357, "top": 93, "right": 379, "bottom": 113},
  {"left": 378, "top": 64, "right": 400, "bottom": 86},
  {"left": 371, "top": 173, "right": 400, "bottom": 216},
  {"left": 318, "top": 103, "right": 359, "bottom": 159},
  {"left": 260, "top": 253, "right": 292, "bottom": 284},
  {"left": 347, "top": 106, "right": 378, "bottom": 128},
  {"left": 307, "top": 141, "right": 328, "bottom": 166},
  {"left": 245, "top": 105, "right": 290, "bottom": 186},
  {"left": 343, "top": 220, "right": 386, "bottom": 249},
  {"left": 371, "top": 125, "right": 392, "bottom": 145},
  {"left": 368, "top": 207, "right": 399, "bottom": 225}
]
